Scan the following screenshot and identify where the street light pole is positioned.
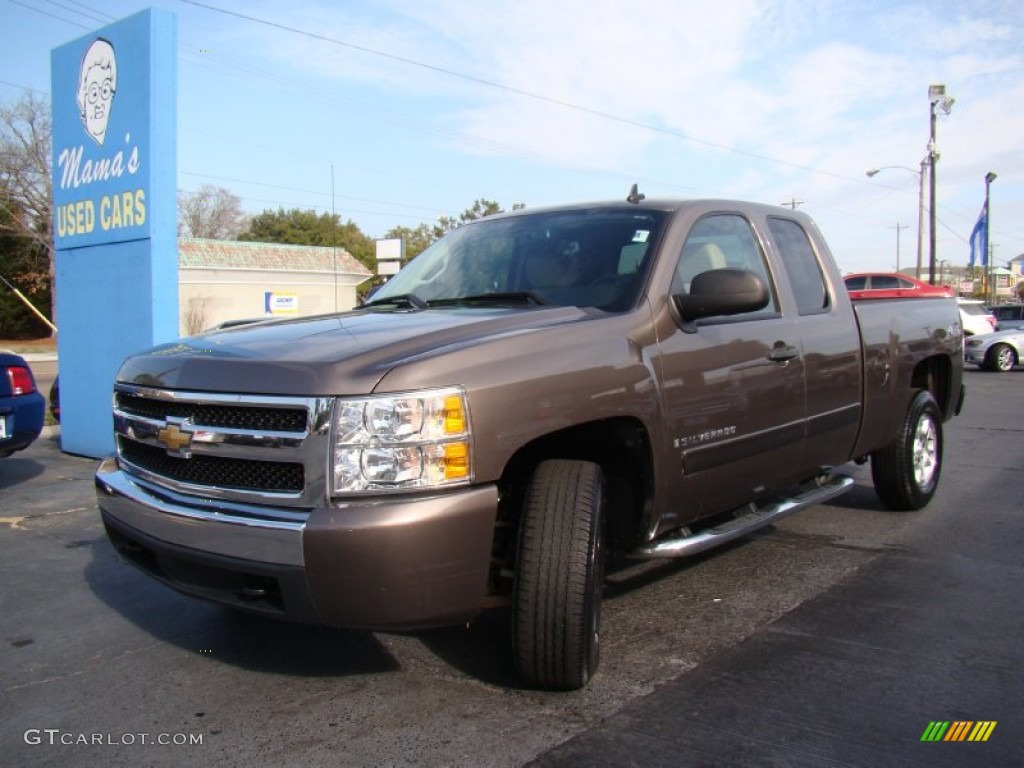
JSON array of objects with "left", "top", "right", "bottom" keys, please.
[
  {"left": 928, "top": 84, "right": 954, "bottom": 285},
  {"left": 929, "top": 98, "right": 937, "bottom": 284},
  {"left": 985, "top": 171, "right": 997, "bottom": 304},
  {"left": 865, "top": 161, "right": 928, "bottom": 280}
]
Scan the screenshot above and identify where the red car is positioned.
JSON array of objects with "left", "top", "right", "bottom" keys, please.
[{"left": 844, "top": 272, "right": 955, "bottom": 300}]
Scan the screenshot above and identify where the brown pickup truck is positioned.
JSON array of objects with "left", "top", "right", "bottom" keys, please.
[{"left": 96, "top": 195, "right": 964, "bottom": 690}]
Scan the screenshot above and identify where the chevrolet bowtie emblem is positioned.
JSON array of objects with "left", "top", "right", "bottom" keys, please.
[{"left": 156, "top": 423, "right": 193, "bottom": 455}]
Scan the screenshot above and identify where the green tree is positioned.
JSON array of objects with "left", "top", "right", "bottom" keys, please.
[
  {"left": 238, "top": 208, "right": 375, "bottom": 270},
  {"left": 432, "top": 198, "right": 521, "bottom": 240},
  {"left": 382, "top": 223, "right": 434, "bottom": 263},
  {"left": 381, "top": 200, "right": 525, "bottom": 264}
]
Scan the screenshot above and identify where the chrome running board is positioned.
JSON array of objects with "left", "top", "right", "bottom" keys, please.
[{"left": 629, "top": 474, "right": 854, "bottom": 560}]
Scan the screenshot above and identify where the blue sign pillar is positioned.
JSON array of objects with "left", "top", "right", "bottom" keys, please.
[{"left": 51, "top": 9, "right": 177, "bottom": 457}]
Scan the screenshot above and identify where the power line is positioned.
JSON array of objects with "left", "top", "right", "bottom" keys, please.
[
  {"left": 41, "top": 0, "right": 114, "bottom": 25},
  {"left": 8, "top": 0, "right": 93, "bottom": 29},
  {"left": 0, "top": 79, "right": 47, "bottom": 95},
  {"left": 180, "top": 171, "right": 446, "bottom": 214},
  {"left": 179, "top": 0, "right": 872, "bottom": 186},
  {"left": 22, "top": 0, "right": 1004, "bottom": 249},
  {"left": 19, "top": 0, "right": 863, "bottom": 223}
]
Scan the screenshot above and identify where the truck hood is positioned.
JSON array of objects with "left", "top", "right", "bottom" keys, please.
[{"left": 117, "top": 306, "right": 591, "bottom": 395}]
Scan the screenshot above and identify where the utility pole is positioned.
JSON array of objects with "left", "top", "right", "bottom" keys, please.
[
  {"left": 780, "top": 198, "right": 804, "bottom": 210},
  {"left": 928, "top": 84, "right": 954, "bottom": 285},
  {"left": 890, "top": 222, "right": 908, "bottom": 272}
]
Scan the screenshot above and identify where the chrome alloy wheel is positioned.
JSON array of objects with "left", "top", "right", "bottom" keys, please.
[
  {"left": 912, "top": 412, "right": 939, "bottom": 489},
  {"left": 994, "top": 344, "right": 1016, "bottom": 372}
]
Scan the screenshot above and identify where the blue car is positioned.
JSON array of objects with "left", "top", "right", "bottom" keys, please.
[{"left": 1, "top": 352, "right": 45, "bottom": 457}]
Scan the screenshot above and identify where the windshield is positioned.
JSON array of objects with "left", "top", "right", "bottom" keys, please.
[{"left": 369, "top": 208, "right": 667, "bottom": 312}]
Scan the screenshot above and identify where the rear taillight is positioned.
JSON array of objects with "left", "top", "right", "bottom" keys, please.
[
  {"left": 988, "top": 316, "right": 998, "bottom": 331},
  {"left": 5, "top": 365, "right": 36, "bottom": 396}
]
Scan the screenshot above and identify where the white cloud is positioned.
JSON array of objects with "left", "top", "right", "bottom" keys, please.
[{"left": 181, "top": 0, "right": 1024, "bottom": 264}]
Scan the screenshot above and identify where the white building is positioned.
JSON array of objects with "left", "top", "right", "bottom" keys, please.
[{"left": 178, "top": 237, "right": 373, "bottom": 335}]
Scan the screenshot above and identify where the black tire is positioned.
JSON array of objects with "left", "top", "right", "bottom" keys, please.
[
  {"left": 985, "top": 343, "right": 1017, "bottom": 372},
  {"left": 513, "top": 459, "right": 605, "bottom": 690},
  {"left": 871, "top": 390, "right": 943, "bottom": 510}
]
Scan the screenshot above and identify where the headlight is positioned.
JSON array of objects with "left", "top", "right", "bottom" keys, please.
[
  {"left": 964, "top": 339, "right": 983, "bottom": 348},
  {"left": 331, "top": 387, "right": 471, "bottom": 494}
]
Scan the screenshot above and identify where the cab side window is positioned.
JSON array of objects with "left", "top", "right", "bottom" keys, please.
[
  {"left": 873, "top": 275, "right": 900, "bottom": 290},
  {"left": 671, "top": 214, "right": 777, "bottom": 315},
  {"left": 767, "top": 217, "right": 829, "bottom": 315},
  {"left": 845, "top": 276, "right": 866, "bottom": 290}
]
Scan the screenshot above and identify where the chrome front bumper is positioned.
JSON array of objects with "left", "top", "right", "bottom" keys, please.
[{"left": 96, "top": 459, "right": 500, "bottom": 630}]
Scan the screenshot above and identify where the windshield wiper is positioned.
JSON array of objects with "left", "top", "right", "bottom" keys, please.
[
  {"left": 428, "top": 292, "right": 552, "bottom": 307},
  {"left": 361, "top": 293, "right": 428, "bottom": 310}
]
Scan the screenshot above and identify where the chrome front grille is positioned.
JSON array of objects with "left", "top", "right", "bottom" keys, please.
[
  {"left": 119, "top": 440, "right": 305, "bottom": 492},
  {"left": 113, "top": 384, "right": 334, "bottom": 510},
  {"left": 116, "top": 392, "right": 309, "bottom": 432}
]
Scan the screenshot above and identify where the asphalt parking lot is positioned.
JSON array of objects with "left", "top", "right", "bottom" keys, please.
[{"left": 1, "top": 368, "right": 1021, "bottom": 767}]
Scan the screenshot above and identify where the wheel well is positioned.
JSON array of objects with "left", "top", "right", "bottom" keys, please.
[
  {"left": 487, "top": 418, "right": 653, "bottom": 598},
  {"left": 911, "top": 355, "right": 954, "bottom": 418}
]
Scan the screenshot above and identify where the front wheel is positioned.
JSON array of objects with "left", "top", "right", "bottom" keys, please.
[
  {"left": 985, "top": 343, "right": 1017, "bottom": 372},
  {"left": 513, "top": 459, "right": 605, "bottom": 690},
  {"left": 871, "top": 390, "right": 943, "bottom": 510}
]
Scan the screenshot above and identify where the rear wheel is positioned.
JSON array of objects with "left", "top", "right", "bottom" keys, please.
[
  {"left": 871, "top": 390, "right": 943, "bottom": 510},
  {"left": 985, "top": 343, "right": 1017, "bottom": 372},
  {"left": 513, "top": 459, "right": 605, "bottom": 690}
]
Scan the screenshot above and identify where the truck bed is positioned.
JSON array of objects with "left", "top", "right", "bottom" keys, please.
[{"left": 850, "top": 296, "right": 963, "bottom": 458}]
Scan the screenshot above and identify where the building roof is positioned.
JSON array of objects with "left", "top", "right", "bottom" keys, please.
[{"left": 179, "top": 237, "right": 373, "bottom": 278}]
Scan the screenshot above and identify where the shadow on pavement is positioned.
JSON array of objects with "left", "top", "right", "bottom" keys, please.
[
  {"left": 0, "top": 455, "right": 47, "bottom": 488},
  {"left": 83, "top": 537, "right": 402, "bottom": 679},
  {"left": 85, "top": 533, "right": 539, "bottom": 687}
]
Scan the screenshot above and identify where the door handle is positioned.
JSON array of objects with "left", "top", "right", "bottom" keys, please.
[{"left": 767, "top": 344, "right": 800, "bottom": 362}]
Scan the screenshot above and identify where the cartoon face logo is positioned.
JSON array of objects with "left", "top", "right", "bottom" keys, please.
[{"left": 76, "top": 38, "right": 117, "bottom": 146}]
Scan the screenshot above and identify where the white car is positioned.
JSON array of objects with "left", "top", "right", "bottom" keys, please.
[
  {"left": 957, "top": 299, "right": 997, "bottom": 337},
  {"left": 989, "top": 303, "right": 1024, "bottom": 331}
]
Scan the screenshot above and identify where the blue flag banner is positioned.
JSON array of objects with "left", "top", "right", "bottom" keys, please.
[{"left": 969, "top": 202, "right": 987, "bottom": 267}]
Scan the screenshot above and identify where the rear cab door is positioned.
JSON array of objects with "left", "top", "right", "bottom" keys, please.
[{"left": 761, "top": 213, "right": 862, "bottom": 474}]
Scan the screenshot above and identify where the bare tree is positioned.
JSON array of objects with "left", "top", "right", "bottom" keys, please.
[
  {"left": 0, "top": 92, "right": 53, "bottom": 284},
  {"left": 178, "top": 184, "right": 249, "bottom": 239},
  {"left": 183, "top": 295, "right": 210, "bottom": 335}
]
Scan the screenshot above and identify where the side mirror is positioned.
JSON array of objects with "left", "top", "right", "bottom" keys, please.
[{"left": 673, "top": 268, "right": 769, "bottom": 332}]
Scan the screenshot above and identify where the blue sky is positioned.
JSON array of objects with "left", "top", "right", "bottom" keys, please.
[{"left": 3, "top": 0, "right": 1023, "bottom": 274}]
